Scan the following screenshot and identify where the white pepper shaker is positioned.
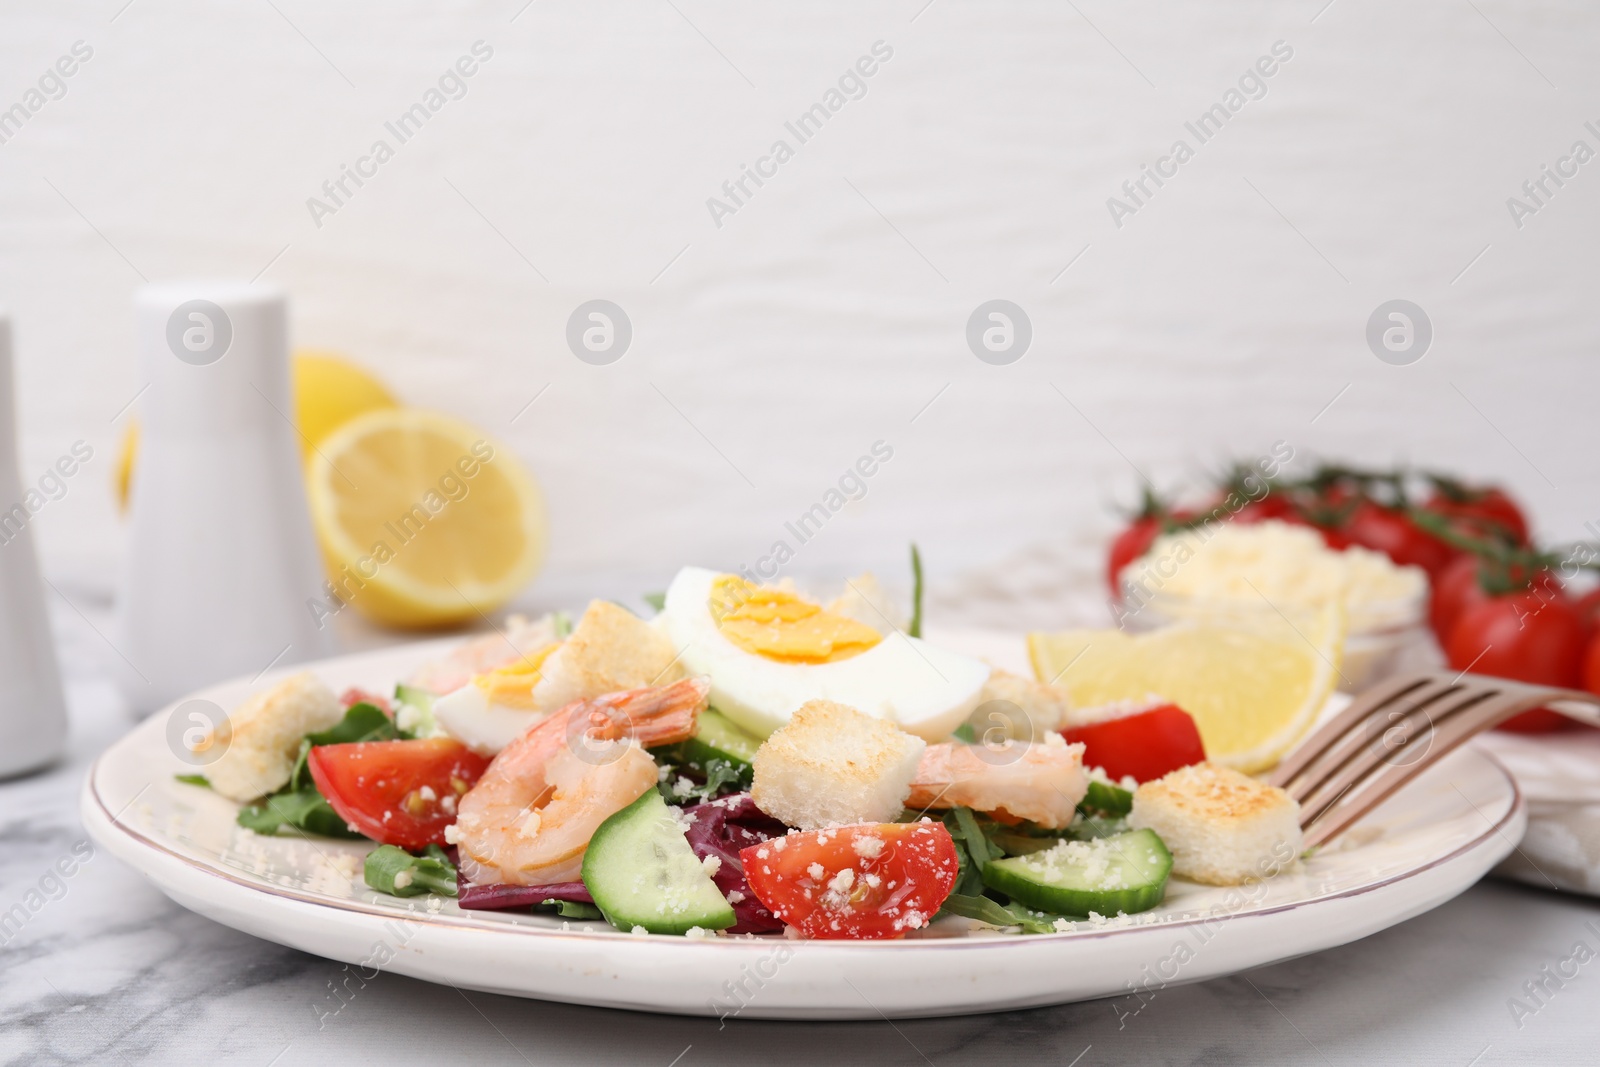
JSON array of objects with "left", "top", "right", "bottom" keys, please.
[
  {"left": 0, "top": 313, "right": 69, "bottom": 776},
  {"left": 116, "top": 283, "right": 333, "bottom": 714}
]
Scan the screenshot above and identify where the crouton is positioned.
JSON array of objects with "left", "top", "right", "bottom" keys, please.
[
  {"left": 970, "top": 667, "right": 1073, "bottom": 738},
  {"left": 1128, "top": 762, "right": 1302, "bottom": 885},
  {"left": 200, "top": 672, "right": 343, "bottom": 802},
  {"left": 751, "top": 700, "right": 926, "bottom": 830},
  {"left": 532, "top": 600, "right": 684, "bottom": 709}
]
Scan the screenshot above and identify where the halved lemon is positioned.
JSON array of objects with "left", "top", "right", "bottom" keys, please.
[
  {"left": 291, "top": 350, "right": 399, "bottom": 449},
  {"left": 1027, "top": 607, "right": 1345, "bottom": 773},
  {"left": 306, "top": 409, "right": 546, "bottom": 629}
]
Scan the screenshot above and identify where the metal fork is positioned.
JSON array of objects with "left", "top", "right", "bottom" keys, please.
[{"left": 1269, "top": 672, "right": 1600, "bottom": 848}]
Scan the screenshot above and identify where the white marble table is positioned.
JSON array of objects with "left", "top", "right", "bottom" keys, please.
[{"left": 4, "top": 589, "right": 1598, "bottom": 1067}]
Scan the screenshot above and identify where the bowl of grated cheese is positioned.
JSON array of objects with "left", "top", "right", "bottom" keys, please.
[{"left": 1116, "top": 520, "right": 1437, "bottom": 691}]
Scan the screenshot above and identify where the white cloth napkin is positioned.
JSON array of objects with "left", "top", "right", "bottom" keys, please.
[{"left": 1477, "top": 732, "right": 1600, "bottom": 896}]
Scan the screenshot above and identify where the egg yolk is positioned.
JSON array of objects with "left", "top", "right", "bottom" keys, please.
[
  {"left": 710, "top": 575, "right": 882, "bottom": 664},
  {"left": 472, "top": 642, "right": 561, "bottom": 708}
]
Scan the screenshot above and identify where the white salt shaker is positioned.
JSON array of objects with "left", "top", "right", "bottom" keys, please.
[
  {"left": 116, "top": 283, "right": 333, "bottom": 714},
  {"left": 0, "top": 314, "right": 70, "bottom": 776}
]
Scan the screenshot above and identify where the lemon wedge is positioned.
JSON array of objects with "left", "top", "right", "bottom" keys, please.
[
  {"left": 306, "top": 409, "right": 546, "bottom": 628},
  {"left": 1028, "top": 608, "right": 1345, "bottom": 773}
]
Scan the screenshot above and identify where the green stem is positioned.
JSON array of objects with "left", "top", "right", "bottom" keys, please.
[{"left": 909, "top": 542, "right": 924, "bottom": 639}]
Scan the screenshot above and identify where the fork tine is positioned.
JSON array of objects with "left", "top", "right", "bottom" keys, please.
[
  {"left": 1302, "top": 690, "right": 1524, "bottom": 848},
  {"left": 1295, "top": 686, "right": 1494, "bottom": 828},
  {"left": 1296, "top": 673, "right": 1600, "bottom": 849},
  {"left": 1272, "top": 675, "right": 1456, "bottom": 803},
  {"left": 1270, "top": 674, "right": 1439, "bottom": 791}
]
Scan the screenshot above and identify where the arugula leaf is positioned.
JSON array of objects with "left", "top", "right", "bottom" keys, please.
[
  {"left": 938, "top": 808, "right": 989, "bottom": 896},
  {"left": 909, "top": 542, "right": 925, "bottom": 639},
  {"left": 938, "top": 892, "right": 1019, "bottom": 927},
  {"left": 238, "top": 789, "right": 363, "bottom": 839},
  {"left": 174, "top": 774, "right": 211, "bottom": 788},
  {"left": 701, "top": 759, "right": 746, "bottom": 795},
  {"left": 537, "top": 899, "right": 604, "bottom": 920},
  {"left": 653, "top": 755, "right": 746, "bottom": 804},
  {"left": 364, "top": 844, "right": 459, "bottom": 897},
  {"left": 952, "top": 806, "right": 996, "bottom": 869},
  {"left": 285, "top": 738, "right": 313, "bottom": 792},
  {"left": 1067, "top": 812, "right": 1130, "bottom": 841},
  {"left": 307, "top": 703, "right": 398, "bottom": 745},
  {"left": 951, "top": 723, "right": 977, "bottom": 744},
  {"left": 986, "top": 825, "right": 1068, "bottom": 856},
  {"left": 553, "top": 610, "right": 574, "bottom": 637},
  {"left": 641, "top": 592, "right": 666, "bottom": 613},
  {"left": 938, "top": 893, "right": 1068, "bottom": 935}
]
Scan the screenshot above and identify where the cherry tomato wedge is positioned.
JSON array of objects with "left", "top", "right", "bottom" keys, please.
[
  {"left": 308, "top": 738, "right": 489, "bottom": 849},
  {"left": 739, "top": 822, "right": 958, "bottom": 940},
  {"left": 1060, "top": 703, "right": 1206, "bottom": 783}
]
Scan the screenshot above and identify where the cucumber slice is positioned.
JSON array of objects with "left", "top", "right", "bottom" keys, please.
[
  {"left": 662, "top": 709, "right": 762, "bottom": 786},
  {"left": 982, "top": 829, "right": 1171, "bottom": 917},
  {"left": 582, "top": 790, "right": 735, "bottom": 935},
  {"left": 393, "top": 684, "right": 440, "bottom": 739},
  {"left": 1080, "top": 779, "right": 1133, "bottom": 817}
]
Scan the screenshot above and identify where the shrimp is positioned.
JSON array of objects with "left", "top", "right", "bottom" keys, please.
[
  {"left": 905, "top": 738, "right": 1088, "bottom": 829},
  {"left": 453, "top": 676, "right": 708, "bottom": 886}
]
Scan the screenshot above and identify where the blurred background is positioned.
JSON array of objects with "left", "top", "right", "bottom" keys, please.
[{"left": 3, "top": 0, "right": 1597, "bottom": 629}]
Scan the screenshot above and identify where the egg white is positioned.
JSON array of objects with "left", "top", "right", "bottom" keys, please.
[
  {"left": 433, "top": 684, "right": 542, "bottom": 756},
  {"left": 659, "top": 566, "right": 990, "bottom": 740}
]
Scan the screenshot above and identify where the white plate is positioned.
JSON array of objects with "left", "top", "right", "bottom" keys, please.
[{"left": 83, "top": 629, "right": 1524, "bottom": 1020}]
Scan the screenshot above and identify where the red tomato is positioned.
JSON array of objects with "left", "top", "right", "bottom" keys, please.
[
  {"left": 1574, "top": 588, "right": 1600, "bottom": 634},
  {"left": 1107, "top": 517, "right": 1162, "bottom": 598},
  {"left": 739, "top": 823, "right": 958, "bottom": 940},
  {"left": 1232, "top": 496, "right": 1294, "bottom": 524},
  {"left": 1584, "top": 634, "right": 1600, "bottom": 697},
  {"left": 308, "top": 738, "right": 490, "bottom": 849},
  {"left": 1429, "top": 553, "right": 1483, "bottom": 642},
  {"left": 1430, "top": 556, "right": 1563, "bottom": 645},
  {"left": 1291, "top": 489, "right": 1358, "bottom": 550},
  {"left": 1341, "top": 502, "right": 1457, "bottom": 577},
  {"left": 1423, "top": 486, "right": 1529, "bottom": 545},
  {"left": 1308, "top": 521, "right": 1354, "bottom": 551},
  {"left": 1446, "top": 591, "right": 1586, "bottom": 733},
  {"left": 1060, "top": 703, "right": 1206, "bottom": 783}
]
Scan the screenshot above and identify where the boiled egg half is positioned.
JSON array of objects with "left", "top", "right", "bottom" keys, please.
[
  {"left": 659, "top": 566, "right": 989, "bottom": 740},
  {"left": 432, "top": 643, "right": 561, "bottom": 755}
]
